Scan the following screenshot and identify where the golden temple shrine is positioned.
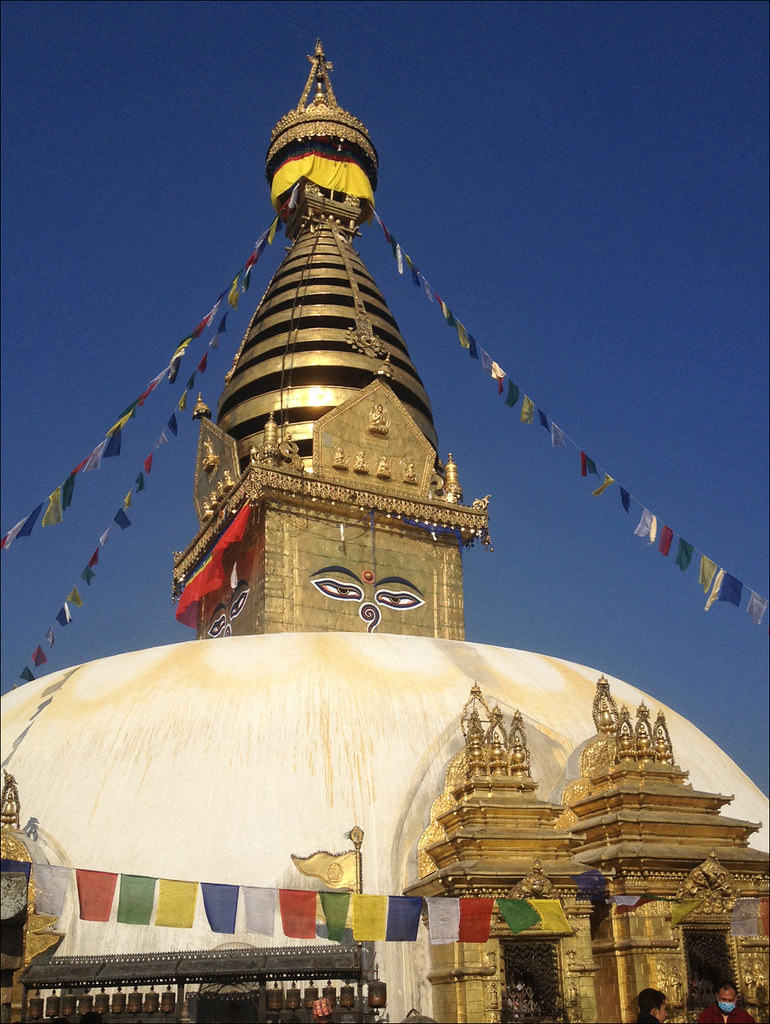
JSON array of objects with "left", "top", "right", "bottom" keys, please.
[{"left": 1, "top": 40, "right": 767, "bottom": 1024}]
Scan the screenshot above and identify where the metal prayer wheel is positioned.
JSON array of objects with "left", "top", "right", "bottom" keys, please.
[
  {"left": 77, "top": 994, "right": 94, "bottom": 1014},
  {"left": 339, "top": 984, "right": 356, "bottom": 1008},
  {"left": 45, "top": 992, "right": 60, "bottom": 1017},
  {"left": 94, "top": 990, "right": 110, "bottom": 1015},
  {"left": 111, "top": 988, "right": 127, "bottom": 1014},
  {"left": 266, "top": 983, "right": 283, "bottom": 1011},
  {"left": 285, "top": 985, "right": 301, "bottom": 1009},
  {"left": 28, "top": 993, "right": 44, "bottom": 1019},
  {"left": 368, "top": 979, "right": 387, "bottom": 1007},
  {"left": 303, "top": 983, "right": 319, "bottom": 1007},
  {"left": 60, "top": 992, "right": 77, "bottom": 1016},
  {"left": 322, "top": 984, "right": 337, "bottom": 1008},
  {"left": 160, "top": 986, "right": 176, "bottom": 1014},
  {"left": 144, "top": 988, "right": 160, "bottom": 1013},
  {"left": 127, "top": 987, "right": 143, "bottom": 1013}
]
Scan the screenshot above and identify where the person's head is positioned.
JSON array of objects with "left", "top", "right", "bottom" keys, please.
[
  {"left": 638, "top": 988, "right": 667, "bottom": 1021},
  {"left": 716, "top": 982, "right": 738, "bottom": 1013}
]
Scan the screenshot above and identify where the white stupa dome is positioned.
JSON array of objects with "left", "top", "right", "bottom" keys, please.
[{"left": 2, "top": 632, "right": 766, "bottom": 1020}]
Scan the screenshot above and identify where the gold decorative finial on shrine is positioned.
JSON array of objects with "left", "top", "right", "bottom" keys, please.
[
  {"left": 1, "top": 769, "right": 20, "bottom": 829},
  {"left": 592, "top": 675, "right": 618, "bottom": 736}
]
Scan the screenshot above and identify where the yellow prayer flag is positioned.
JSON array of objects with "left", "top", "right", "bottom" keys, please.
[
  {"left": 591, "top": 473, "right": 614, "bottom": 497},
  {"left": 267, "top": 216, "right": 280, "bottom": 244},
  {"left": 228, "top": 275, "right": 240, "bottom": 310},
  {"left": 107, "top": 411, "right": 134, "bottom": 437},
  {"left": 521, "top": 396, "right": 535, "bottom": 423},
  {"left": 123, "top": 489, "right": 132, "bottom": 510},
  {"left": 42, "top": 488, "right": 63, "bottom": 527},
  {"left": 66, "top": 587, "right": 83, "bottom": 608},
  {"left": 178, "top": 391, "right": 188, "bottom": 412},
  {"left": 351, "top": 894, "right": 387, "bottom": 941},
  {"left": 527, "top": 899, "right": 571, "bottom": 933},
  {"left": 649, "top": 514, "right": 658, "bottom": 545},
  {"left": 456, "top": 322, "right": 470, "bottom": 349},
  {"left": 699, "top": 555, "right": 717, "bottom": 593},
  {"left": 290, "top": 851, "right": 356, "bottom": 891},
  {"left": 155, "top": 879, "right": 197, "bottom": 928},
  {"left": 705, "top": 568, "right": 724, "bottom": 611},
  {"left": 670, "top": 899, "right": 703, "bottom": 926}
]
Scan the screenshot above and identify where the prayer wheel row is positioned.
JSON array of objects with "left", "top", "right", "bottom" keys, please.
[
  {"left": 265, "top": 980, "right": 386, "bottom": 1011},
  {"left": 28, "top": 985, "right": 175, "bottom": 1018}
]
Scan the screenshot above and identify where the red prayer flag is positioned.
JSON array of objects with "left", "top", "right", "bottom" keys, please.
[
  {"left": 279, "top": 889, "right": 317, "bottom": 938},
  {"left": 71, "top": 456, "right": 89, "bottom": 475},
  {"left": 498, "top": 378, "right": 504, "bottom": 395},
  {"left": 175, "top": 503, "right": 252, "bottom": 628},
  {"left": 459, "top": 897, "right": 494, "bottom": 942},
  {"left": 580, "top": 452, "right": 587, "bottom": 477},
  {"left": 31, "top": 645, "right": 47, "bottom": 667},
  {"left": 198, "top": 352, "right": 208, "bottom": 374},
  {"left": 614, "top": 898, "right": 654, "bottom": 914},
  {"left": 144, "top": 453, "right": 153, "bottom": 475},
  {"left": 88, "top": 548, "right": 100, "bottom": 568},
  {"left": 76, "top": 869, "right": 118, "bottom": 921},
  {"left": 658, "top": 526, "right": 674, "bottom": 556}
]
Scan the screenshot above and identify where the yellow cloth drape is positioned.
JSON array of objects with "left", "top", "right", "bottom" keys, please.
[
  {"left": 271, "top": 154, "right": 374, "bottom": 209},
  {"left": 671, "top": 899, "right": 703, "bottom": 926},
  {"left": 155, "top": 879, "right": 197, "bottom": 928}
]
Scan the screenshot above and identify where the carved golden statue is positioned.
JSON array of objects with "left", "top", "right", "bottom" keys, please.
[{"left": 367, "top": 403, "right": 390, "bottom": 435}]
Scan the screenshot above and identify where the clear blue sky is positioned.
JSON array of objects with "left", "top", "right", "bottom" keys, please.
[{"left": 2, "top": 1, "right": 768, "bottom": 790}]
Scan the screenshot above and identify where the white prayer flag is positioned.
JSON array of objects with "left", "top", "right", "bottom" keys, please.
[
  {"left": 747, "top": 591, "right": 768, "bottom": 626},
  {"left": 241, "top": 886, "right": 276, "bottom": 936},
  {"left": 426, "top": 896, "right": 460, "bottom": 944}
]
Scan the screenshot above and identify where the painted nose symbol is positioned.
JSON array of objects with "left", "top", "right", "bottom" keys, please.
[{"left": 359, "top": 602, "right": 381, "bottom": 633}]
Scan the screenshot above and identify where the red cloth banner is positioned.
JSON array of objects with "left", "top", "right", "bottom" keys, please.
[
  {"left": 279, "top": 889, "right": 317, "bottom": 938},
  {"left": 76, "top": 869, "right": 118, "bottom": 921},
  {"left": 458, "top": 897, "right": 494, "bottom": 941},
  {"left": 658, "top": 525, "right": 674, "bottom": 556}
]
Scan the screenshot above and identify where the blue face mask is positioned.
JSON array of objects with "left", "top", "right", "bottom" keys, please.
[{"left": 717, "top": 1000, "right": 736, "bottom": 1013}]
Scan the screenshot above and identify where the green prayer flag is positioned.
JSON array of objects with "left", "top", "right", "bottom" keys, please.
[
  {"left": 62, "top": 473, "right": 76, "bottom": 511},
  {"left": 675, "top": 538, "right": 694, "bottom": 572},
  {"left": 520, "top": 396, "right": 535, "bottom": 424},
  {"left": 186, "top": 373, "right": 196, "bottom": 390},
  {"left": 584, "top": 455, "right": 599, "bottom": 477},
  {"left": 135, "top": 472, "right": 145, "bottom": 493},
  {"left": 20, "top": 667, "right": 35, "bottom": 682},
  {"left": 497, "top": 898, "right": 541, "bottom": 934},
  {"left": 80, "top": 566, "right": 96, "bottom": 586},
  {"left": 671, "top": 899, "right": 703, "bottom": 926},
  {"left": 320, "top": 891, "right": 351, "bottom": 943},
  {"left": 505, "top": 380, "right": 520, "bottom": 408},
  {"left": 42, "top": 487, "right": 63, "bottom": 527},
  {"left": 117, "top": 874, "right": 156, "bottom": 925}
]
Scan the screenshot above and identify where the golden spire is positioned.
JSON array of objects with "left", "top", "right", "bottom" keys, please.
[
  {"left": 592, "top": 674, "right": 618, "bottom": 736},
  {"left": 192, "top": 393, "right": 211, "bottom": 420},
  {"left": 443, "top": 453, "right": 463, "bottom": 504}
]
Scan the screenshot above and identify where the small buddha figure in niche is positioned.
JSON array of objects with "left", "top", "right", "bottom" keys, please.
[
  {"left": 333, "top": 445, "right": 349, "bottom": 469},
  {"left": 402, "top": 461, "right": 417, "bottom": 484},
  {"left": 376, "top": 456, "right": 391, "bottom": 479},
  {"left": 367, "top": 403, "right": 390, "bottom": 435},
  {"left": 222, "top": 470, "right": 234, "bottom": 488},
  {"left": 353, "top": 450, "right": 369, "bottom": 474}
]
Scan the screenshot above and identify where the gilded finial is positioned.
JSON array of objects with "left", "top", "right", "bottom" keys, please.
[
  {"left": 443, "top": 453, "right": 463, "bottom": 504},
  {"left": 508, "top": 710, "right": 533, "bottom": 782},
  {"left": 592, "top": 675, "right": 618, "bottom": 736},
  {"left": 192, "top": 393, "right": 211, "bottom": 420},
  {"left": 616, "top": 706, "right": 634, "bottom": 761},
  {"left": 653, "top": 710, "right": 675, "bottom": 764},
  {"left": 1, "top": 769, "right": 21, "bottom": 829},
  {"left": 634, "top": 701, "right": 654, "bottom": 760}
]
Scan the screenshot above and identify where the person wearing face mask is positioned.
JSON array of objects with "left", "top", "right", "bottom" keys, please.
[{"left": 697, "top": 981, "right": 755, "bottom": 1022}]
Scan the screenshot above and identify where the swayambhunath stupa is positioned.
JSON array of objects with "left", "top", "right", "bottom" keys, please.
[{"left": 1, "top": 38, "right": 768, "bottom": 1024}]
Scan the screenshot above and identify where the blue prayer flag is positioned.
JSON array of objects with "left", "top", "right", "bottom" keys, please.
[
  {"left": 620, "top": 488, "right": 631, "bottom": 513},
  {"left": 18, "top": 504, "right": 43, "bottom": 538},
  {"left": 104, "top": 430, "right": 121, "bottom": 459},
  {"left": 114, "top": 509, "right": 131, "bottom": 530},
  {"left": 718, "top": 573, "right": 743, "bottom": 608},
  {"left": 385, "top": 896, "right": 423, "bottom": 941},
  {"left": 167, "top": 414, "right": 178, "bottom": 437},
  {"left": 538, "top": 409, "right": 549, "bottom": 430},
  {"left": 201, "top": 883, "right": 239, "bottom": 934}
]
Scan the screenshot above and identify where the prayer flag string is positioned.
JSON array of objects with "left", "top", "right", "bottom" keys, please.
[{"left": 371, "top": 210, "right": 767, "bottom": 627}]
